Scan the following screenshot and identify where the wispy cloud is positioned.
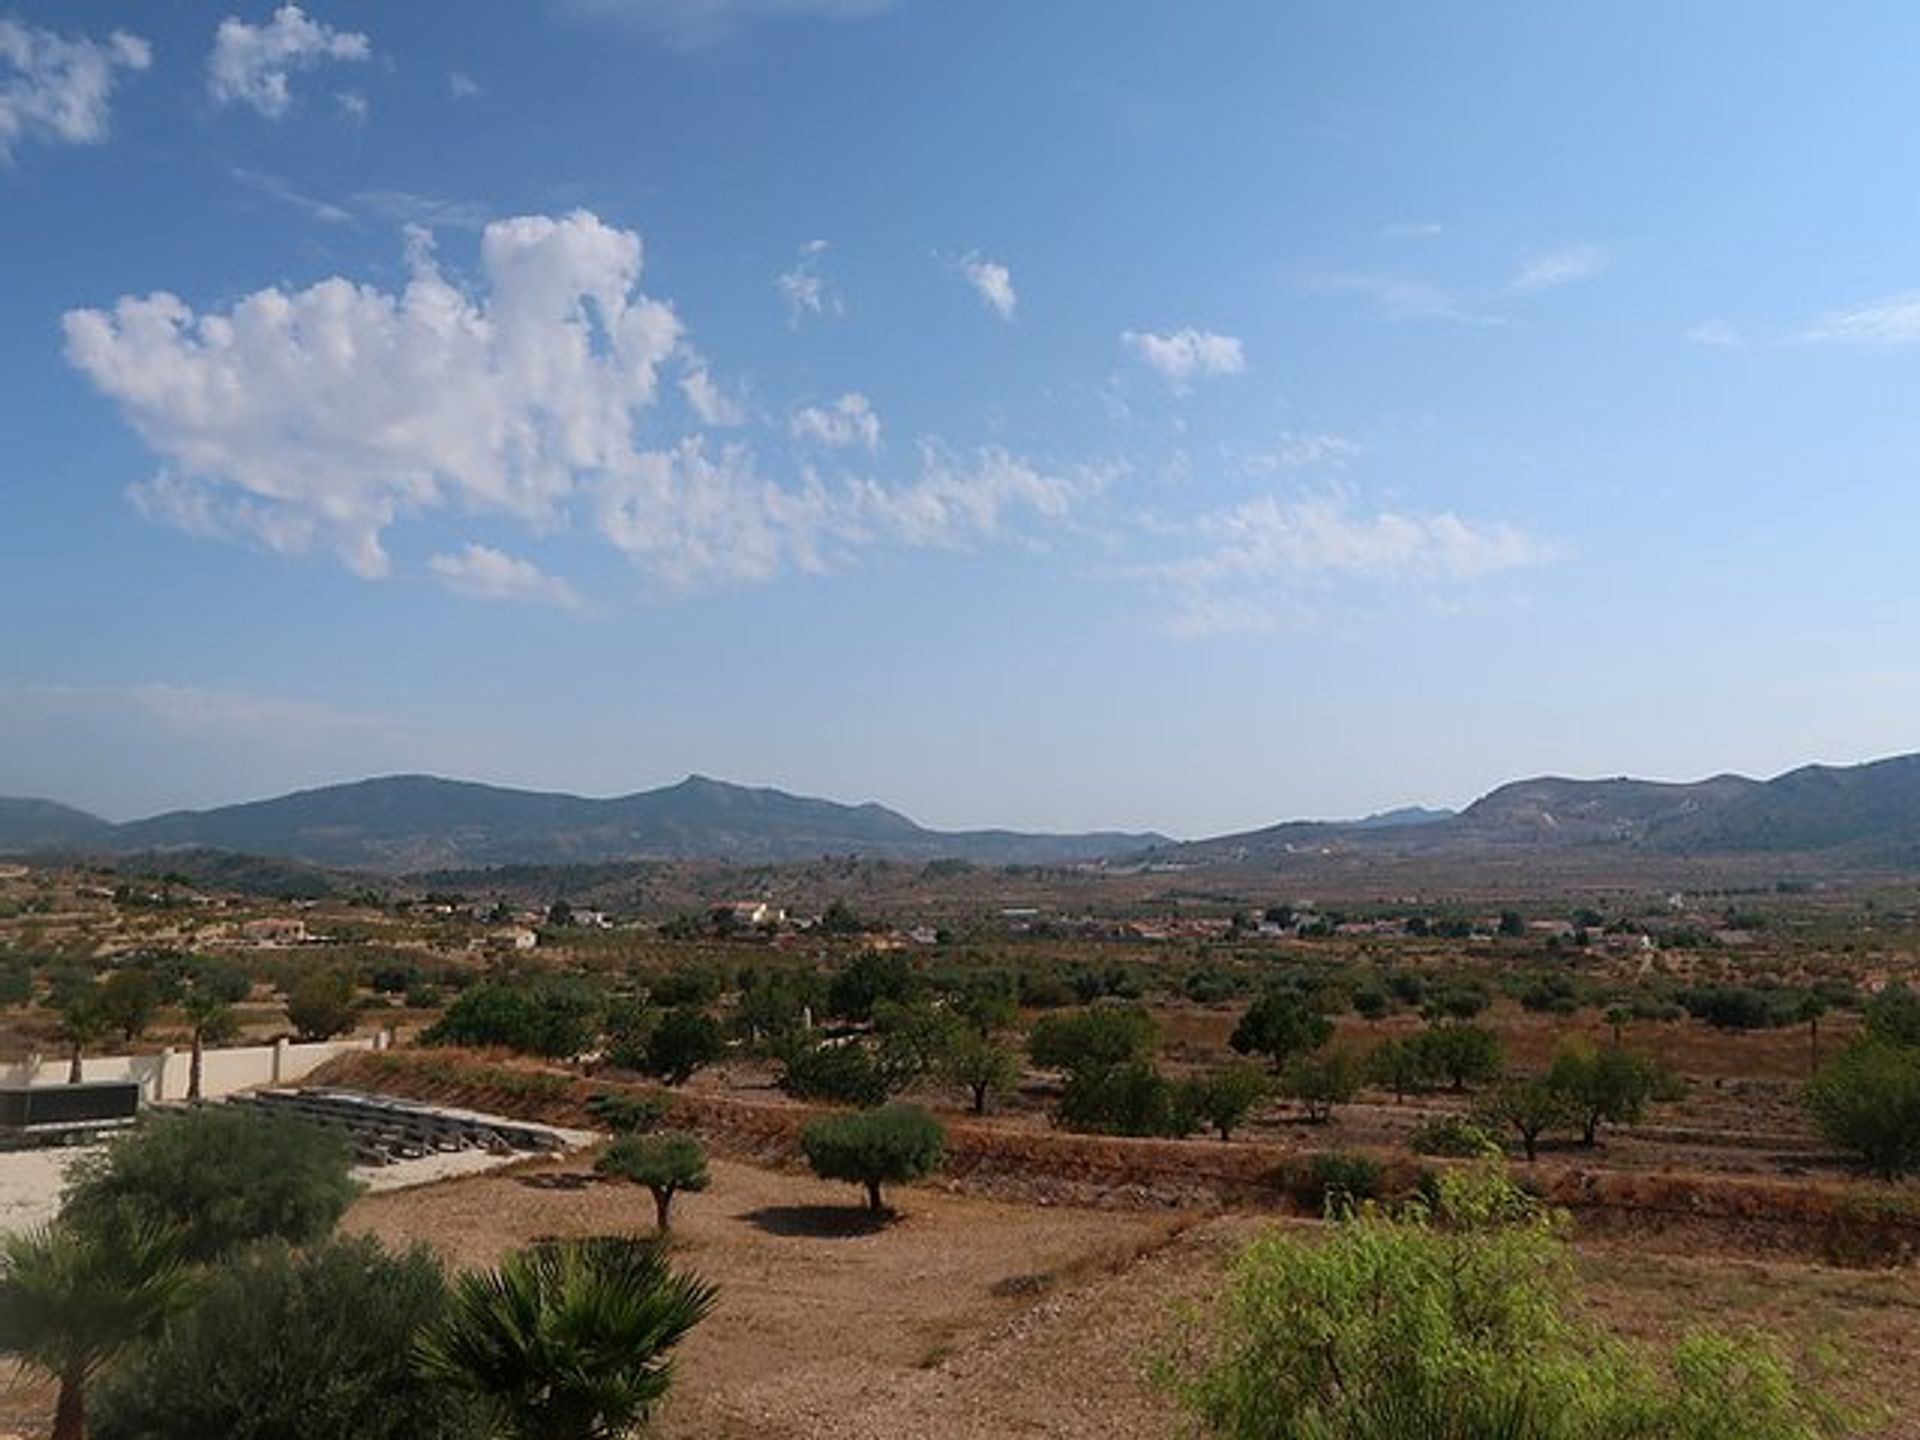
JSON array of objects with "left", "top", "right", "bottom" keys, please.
[
  {"left": 7, "top": 681, "right": 378, "bottom": 740},
  {"left": 958, "top": 252, "right": 1017, "bottom": 321},
  {"left": 350, "top": 189, "right": 491, "bottom": 230},
  {"left": 0, "top": 16, "right": 150, "bottom": 163},
  {"left": 1121, "top": 328, "right": 1246, "bottom": 392},
  {"left": 231, "top": 166, "right": 351, "bottom": 224},
  {"left": 1509, "top": 242, "right": 1609, "bottom": 293},
  {"left": 1685, "top": 319, "right": 1743, "bottom": 349},
  {"left": 1380, "top": 219, "right": 1443, "bottom": 240},
  {"left": 1802, "top": 291, "right": 1920, "bottom": 345},
  {"left": 1317, "top": 272, "right": 1492, "bottom": 325},
  {"left": 777, "top": 238, "right": 842, "bottom": 325},
  {"left": 448, "top": 71, "right": 482, "bottom": 99},
  {"left": 790, "top": 392, "right": 881, "bottom": 450},
  {"left": 429, "top": 544, "right": 583, "bottom": 609},
  {"left": 208, "top": 4, "right": 371, "bottom": 120}
]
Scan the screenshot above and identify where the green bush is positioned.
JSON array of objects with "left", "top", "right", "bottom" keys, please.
[
  {"left": 1296, "top": 1150, "right": 1382, "bottom": 1212},
  {"left": 1055, "top": 1061, "right": 1193, "bottom": 1138},
  {"left": 1415, "top": 1022, "right": 1504, "bottom": 1091},
  {"left": 283, "top": 969, "right": 359, "bottom": 1042},
  {"left": 778, "top": 1040, "right": 889, "bottom": 1107},
  {"left": 1028, "top": 1006, "right": 1158, "bottom": 1073},
  {"left": 595, "top": 1134, "right": 710, "bottom": 1231},
  {"left": 63, "top": 1107, "right": 359, "bottom": 1263},
  {"left": 1281, "top": 1048, "right": 1365, "bottom": 1124},
  {"left": 1162, "top": 1164, "right": 1848, "bottom": 1440},
  {"left": 1409, "top": 1113, "right": 1501, "bottom": 1158},
  {"left": 93, "top": 1236, "right": 480, "bottom": 1440},
  {"left": 1182, "top": 1063, "right": 1270, "bottom": 1141},
  {"left": 584, "top": 1089, "right": 671, "bottom": 1135},
  {"left": 1229, "top": 992, "right": 1334, "bottom": 1070},
  {"left": 800, "top": 1104, "right": 946, "bottom": 1213},
  {"left": 1805, "top": 1038, "right": 1920, "bottom": 1178},
  {"left": 421, "top": 976, "right": 601, "bottom": 1059}
]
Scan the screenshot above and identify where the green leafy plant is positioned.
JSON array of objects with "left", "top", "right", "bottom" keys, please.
[
  {"left": 595, "top": 1134, "right": 711, "bottom": 1231},
  {"left": 800, "top": 1103, "right": 947, "bottom": 1214}
]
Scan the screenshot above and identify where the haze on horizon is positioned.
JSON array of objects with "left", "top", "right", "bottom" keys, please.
[{"left": 5, "top": 2, "right": 1919, "bottom": 837}]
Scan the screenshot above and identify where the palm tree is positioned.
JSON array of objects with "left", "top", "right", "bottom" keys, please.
[
  {"left": 0, "top": 1221, "right": 195, "bottom": 1440},
  {"left": 180, "top": 989, "right": 239, "bottom": 1101},
  {"left": 416, "top": 1236, "right": 715, "bottom": 1440},
  {"left": 57, "top": 997, "right": 111, "bottom": 1084}
]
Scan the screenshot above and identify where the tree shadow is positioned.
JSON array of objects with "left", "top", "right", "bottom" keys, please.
[
  {"left": 739, "top": 1204, "right": 890, "bottom": 1239},
  {"left": 515, "top": 1170, "right": 601, "bottom": 1191}
]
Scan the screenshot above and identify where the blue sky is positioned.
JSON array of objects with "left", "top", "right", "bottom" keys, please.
[{"left": 4, "top": 1, "right": 1920, "bottom": 837}]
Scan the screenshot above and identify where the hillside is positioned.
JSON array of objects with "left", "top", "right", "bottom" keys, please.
[{"left": 0, "top": 774, "right": 1166, "bottom": 871}]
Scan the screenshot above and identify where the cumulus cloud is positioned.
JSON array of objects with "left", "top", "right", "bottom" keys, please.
[
  {"left": 790, "top": 392, "right": 880, "bottom": 450},
  {"left": 67, "top": 210, "right": 684, "bottom": 578},
  {"left": 208, "top": 4, "right": 370, "bottom": 119},
  {"left": 1146, "top": 490, "right": 1554, "bottom": 636},
  {"left": 69, "top": 208, "right": 1098, "bottom": 595},
  {"left": 679, "top": 360, "right": 746, "bottom": 426},
  {"left": 565, "top": 0, "right": 895, "bottom": 51},
  {"left": 959, "top": 253, "right": 1016, "bottom": 320},
  {"left": 1803, "top": 291, "right": 1920, "bottom": 345},
  {"left": 1510, "top": 243, "right": 1609, "bottom": 294},
  {"left": 429, "top": 543, "right": 583, "bottom": 608},
  {"left": 1121, "top": 327, "right": 1246, "bottom": 391},
  {"left": 777, "top": 238, "right": 841, "bottom": 324},
  {"left": 0, "top": 17, "right": 149, "bottom": 162}
]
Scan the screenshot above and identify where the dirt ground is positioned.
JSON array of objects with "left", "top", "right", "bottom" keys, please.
[{"left": 343, "top": 1150, "right": 1920, "bottom": 1440}]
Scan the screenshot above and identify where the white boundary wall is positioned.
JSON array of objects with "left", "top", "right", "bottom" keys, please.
[{"left": 0, "top": 1033, "right": 391, "bottom": 1103}]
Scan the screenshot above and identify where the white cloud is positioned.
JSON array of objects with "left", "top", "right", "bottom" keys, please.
[
  {"left": 1232, "top": 433, "right": 1364, "bottom": 474},
  {"left": 790, "top": 392, "right": 880, "bottom": 450},
  {"left": 69, "top": 208, "right": 1097, "bottom": 596},
  {"left": 959, "top": 253, "right": 1016, "bottom": 320},
  {"left": 208, "top": 4, "right": 370, "bottom": 120},
  {"left": 1121, "top": 328, "right": 1246, "bottom": 391},
  {"left": 777, "top": 238, "right": 841, "bottom": 324},
  {"left": 1381, "top": 220, "right": 1444, "bottom": 240},
  {"left": 565, "top": 0, "right": 895, "bottom": 51},
  {"left": 1686, "top": 320, "right": 1743, "bottom": 349},
  {"left": 1510, "top": 243, "right": 1609, "bottom": 293},
  {"left": 0, "top": 17, "right": 149, "bottom": 162},
  {"left": 8, "top": 681, "right": 376, "bottom": 741},
  {"left": 449, "top": 71, "right": 482, "bottom": 99},
  {"left": 1146, "top": 490, "right": 1555, "bottom": 636},
  {"left": 1318, "top": 272, "right": 1487, "bottom": 324},
  {"left": 593, "top": 439, "right": 1101, "bottom": 590},
  {"left": 335, "top": 88, "right": 368, "bottom": 123},
  {"left": 68, "top": 209, "right": 684, "bottom": 578},
  {"left": 1803, "top": 291, "right": 1920, "bottom": 345},
  {"left": 429, "top": 543, "right": 582, "bottom": 608},
  {"left": 680, "top": 360, "right": 746, "bottom": 426},
  {"left": 351, "top": 190, "right": 491, "bottom": 230}
]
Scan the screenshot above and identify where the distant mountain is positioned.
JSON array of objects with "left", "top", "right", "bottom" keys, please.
[
  {"left": 1156, "top": 752, "right": 1920, "bottom": 867},
  {"left": 0, "top": 798, "right": 116, "bottom": 851},
  {"left": 1348, "top": 805, "right": 1456, "bottom": 830},
  {"left": 0, "top": 773, "right": 1167, "bottom": 871}
]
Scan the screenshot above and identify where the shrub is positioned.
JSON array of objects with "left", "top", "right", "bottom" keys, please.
[
  {"left": 1477, "top": 1077, "right": 1579, "bottom": 1162},
  {"left": 632, "top": 1007, "right": 724, "bottom": 1086},
  {"left": 941, "top": 1029, "right": 1019, "bottom": 1115},
  {"left": 1183, "top": 1062, "right": 1271, "bottom": 1141},
  {"left": 1805, "top": 1039, "right": 1920, "bottom": 1179},
  {"left": 421, "top": 977, "right": 601, "bottom": 1059},
  {"left": 1366, "top": 1037, "right": 1432, "bottom": 1100},
  {"left": 1229, "top": 992, "right": 1333, "bottom": 1070},
  {"left": 1415, "top": 1022, "right": 1504, "bottom": 1091},
  {"left": 825, "top": 950, "right": 914, "bottom": 1021},
  {"left": 1864, "top": 983, "right": 1920, "bottom": 1048},
  {"left": 92, "top": 1236, "right": 479, "bottom": 1440},
  {"left": 1409, "top": 1113, "right": 1500, "bottom": 1158},
  {"left": 1055, "top": 1061, "right": 1193, "bottom": 1138},
  {"left": 1296, "top": 1150, "right": 1382, "bottom": 1211},
  {"left": 595, "top": 1134, "right": 710, "bottom": 1231},
  {"left": 1281, "top": 1048, "right": 1365, "bottom": 1124},
  {"left": 63, "top": 1107, "right": 359, "bottom": 1263},
  {"left": 284, "top": 969, "right": 359, "bottom": 1042},
  {"left": 584, "top": 1089, "right": 670, "bottom": 1135},
  {"left": 1028, "top": 1006, "right": 1158, "bottom": 1073},
  {"left": 1546, "top": 1039, "right": 1671, "bottom": 1145},
  {"left": 800, "top": 1104, "right": 947, "bottom": 1213},
  {"left": 1162, "top": 1164, "right": 1847, "bottom": 1440},
  {"left": 778, "top": 1040, "right": 889, "bottom": 1107}
]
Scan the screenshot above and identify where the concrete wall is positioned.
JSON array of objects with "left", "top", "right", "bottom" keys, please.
[{"left": 0, "top": 1033, "right": 391, "bottom": 1103}]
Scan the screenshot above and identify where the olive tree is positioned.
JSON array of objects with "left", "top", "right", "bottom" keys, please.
[
  {"left": 1805, "top": 1038, "right": 1920, "bottom": 1179},
  {"left": 800, "top": 1104, "right": 946, "bottom": 1214},
  {"left": 596, "top": 1134, "right": 711, "bottom": 1231}
]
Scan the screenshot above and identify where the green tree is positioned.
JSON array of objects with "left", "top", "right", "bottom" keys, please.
[
  {"left": 825, "top": 947, "right": 910, "bottom": 1018},
  {"left": 422, "top": 975, "right": 601, "bottom": 1059},
  {"left": 941, "top": 1027, "right": 1019, "bottom": 1115},
  {"left": 97, "top": 969, "right": 160, "bottom": 1043},
  {"left": 1183, "top": 1062, "right": 1270, "bottom": 1141},
  {"left": 1864, "top": 983, "right": 1920, "bottom": 1049},
  {"left": 1229, "top": 992, "right": 1334, "bottom": 1072},
  {"left": 1545, "top": 1040, "right": 1668, "bottom": 1146},
  {"left": 179, "top": 986, "right": 240, "bottom": 1103},
  {"left": 1282, "top": 1048, "right": 1365, "bottom": 1124},
  {"left": 778, "top": 1039, "right": 889, "bottom": 1107},
  {"left": 283, "top": 969, "right": 358, "bottom": 1042},
  {"left": 57, "top": 993, "right": 111, "bottom": 1084},
  {"left": 1478, "top": 1077, "right": 1579, "bottom": 1162},
  {"left": 1416, "top": 1022, "right": 1504, "bottom": 1092},
  {"left": 94, "top": 1236, "right": 480, "bottom": 1440},
  {"left": 800, "top": 1104, "right": 947, "bottom": 1214},
  {"left": 0, "top": 1221, "right": 195, "bottom": 1440},
  {"left": 1366, "top": 1036, "right": 1432, "bottom": 1101},
  {"left": 1805, "top": 1038, "right": 1920, "bottom": 1179},
  {"left": 1160, "top": 1163, "right": 1846, "bottom": 1440},
  {"left": 1055, "top": 1060, "right": 1194, "bottom": 1138},
  {"left": 64, "top": 1107, "right": 360, "bottom": 1263},
  {"left": 636, "top": 1007, "right": 725, "bottom": 1086},
  {"left": 417, "top": 1236, "right": 716, "bottom": 1440},
  {"left": 596, "top": 1134, "right": 711, "bottom": 1232},
  {"left": 585, "top": 1090, "right": 671, "bottom": 1136},
  {"left": 1028, "top": 1006, "right": 1158, "bottom": 1073}
]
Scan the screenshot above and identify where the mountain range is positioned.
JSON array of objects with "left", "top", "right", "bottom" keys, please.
[{"left": 4, "top": 752, "right": 1920, "bottom": 874}]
